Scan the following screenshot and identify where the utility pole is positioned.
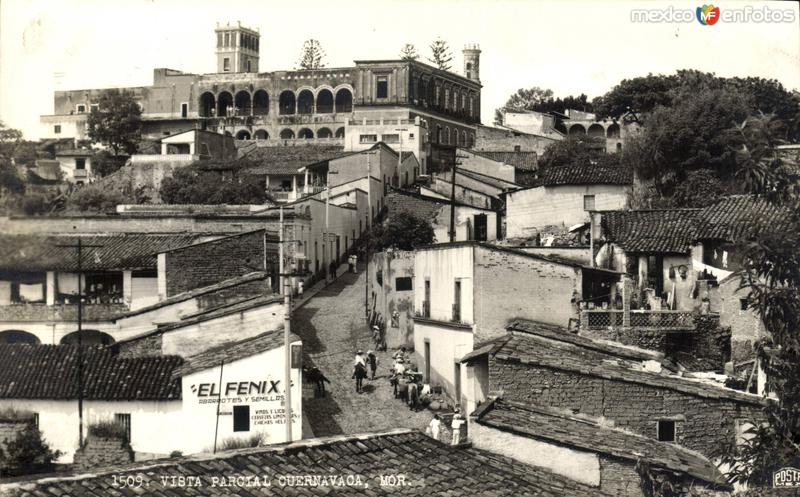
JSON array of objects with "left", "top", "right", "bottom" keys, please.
[
  {"left": 279, "top": 207, "right": 293, "bottom": 442},
  {"left": 396, "top": 128, "right": 408, "bottom": 187},
  {"left": 365, "top": 152, "right": 372, "bottom": 319},
  {"left": 323, "top": 171, "right": 339, "bottom": 285},
  {"left": 56, "top": 238, "right": 103, "bottom": 448}
]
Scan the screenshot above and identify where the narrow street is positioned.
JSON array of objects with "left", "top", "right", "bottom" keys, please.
[{"left": 293, "top": 264, "right": 432, "bottom": 437}]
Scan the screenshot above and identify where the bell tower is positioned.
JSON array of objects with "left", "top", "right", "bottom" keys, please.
[
  {"left": 463, "top": 44, "right": 481, "bottom": 83},
  {"left": 215, "top": 21, "right": 260, "bottom": 73}
]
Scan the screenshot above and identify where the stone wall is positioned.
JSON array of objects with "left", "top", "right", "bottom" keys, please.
[
  {"left": 489, "top": 358, "right": 763, "bottom": 458},
  {"left": 165, "top": 230, "right": 275, "bottom": 296},
  {"left": 599, "top": 457, "right": 643, "bottom": 497},
  {"left": 73, "top": 435, "right": 134, "bottom": 471}
]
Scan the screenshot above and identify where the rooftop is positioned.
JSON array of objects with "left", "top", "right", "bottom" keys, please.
[
  {"left": 536, "top": 162, "right": 633, "bottom": 187},
  {"left": 600, "top": 209, "right": 701, "bottom": 254},
  {"left": 696, "top": 194, "right": 792, "bottom": 241},
  {"left": 242, "top": 144, "right": 347, "bottom": 175},
  {"left": 0, "top": 344, "right": 182, "bottom": 401},
  {"left": 384, "top": 189, "right": 495, "bottom": 220},
  {"left": 0, "top": 430, "right": 610, "bottom": 497},
  {"left": 472, "top": 398, "right": 729, "bottom": 489},
  {"left": 0, "top": 233, "right": 199, "bottom": 272},
  {"left": 469, "top": 150, "right": 539, "bottom": 171}
]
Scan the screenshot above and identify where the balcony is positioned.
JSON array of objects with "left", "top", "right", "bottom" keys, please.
[
  {"left": 579, "top": 309, "right": 697, "bottom": 332},
  {"left": 268, "top": 190, "right": 297, "bottom": 202},
  {"left": 73, "top": 169, "right": 88, "bottom": 178},
  {"left": 0, "top": 303, "right": 128, "bottom": 322}
]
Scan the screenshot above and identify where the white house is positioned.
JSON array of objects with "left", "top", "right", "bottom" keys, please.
[{"left": 0, "top": 330, "right": 302, "bottom": 463}]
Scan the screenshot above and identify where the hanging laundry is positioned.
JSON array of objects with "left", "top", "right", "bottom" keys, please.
[{"left": 19, "top": 283, "right": 44, "bottom": 303}]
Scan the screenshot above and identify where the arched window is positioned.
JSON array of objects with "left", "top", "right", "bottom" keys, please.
[
  {"left": 297, "top": 90, "right": 314, "bottom": 114},
  {"left": 279, "top": 91, "right": 296, "bottom": 115},
  {"left": 280, "top": 128, "right": 295, "bottom": 139},
  {"left": 568, "top": 124, "right": 587, "bottom": 136},
  {"left": 335, "top": 127, "right": 345, "bottom": 138},
  {"left": 0, "top": 330, "right": 40, "bottom": 344},
  {"left": 234, "top": 90, "right": 251, "bottom": 116},
  {"left": 587, "top": 123, "right": 605, "bottom": 138},
  {"left": 444, "top": 127, "right": 450, "bottom": 145},
  {"left": 236, "top": 130, "right": 251, "bottom": 140},
  {"left": 253, "top": 90, "right": 269, "bottom": 115},
  {"left": 462, "top": 131, "right": 468, "bottom": 147},
  {"left": 298, "top": 128, "right": 314, "bottom": 139},
  {"left": 317, "top": 127, "right": 333, "bottom": 139},
  {"left": 335, "top": 89, "right": 353, "bottom": 113},
  {"left": 254, "top": 129, "right": 269, "bottom": 140},
  {"left": 217, "top": 91, "right": 233, "bottom": 117},
  {"left": 199, "top": 92, "right": 215, "bottom": 117},
  {"left": 60, "top": 330, "right": 115, "bottom": 346},
  {"left": 607, "top": 123, "right": 620, "bottom": 138},
  {"left": 316, "top": 89, "right": 334, "bottom": 114}
]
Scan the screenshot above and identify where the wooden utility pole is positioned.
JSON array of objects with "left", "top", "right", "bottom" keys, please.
[
  {"left": 365, "top": 152, "right": 372, "bottom": 319},
  {"left": 56, "top": 238, "right": 103, "bottom": 448},
  {"left": 279, "top": 207, "right": 293, "bottom": 441}
]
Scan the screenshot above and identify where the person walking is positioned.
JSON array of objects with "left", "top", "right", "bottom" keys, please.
[
  {"left": 329, "top": 260, "right": 337, "bottom": 281},
  {"left": 367, "top": 350, "right": 378, "bottom": 380}
]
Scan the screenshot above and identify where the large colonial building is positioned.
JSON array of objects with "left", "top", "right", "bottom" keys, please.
[{"left": 40, "top": 22, "right": 482, "bottom": 171}]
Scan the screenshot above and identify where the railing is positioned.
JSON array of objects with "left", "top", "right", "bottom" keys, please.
[
  {"left": 579, "top": 309, "right": 696, "bottom": 331},
  {"left": 303, "top": 185, "right": 326, "bottom": 195}
]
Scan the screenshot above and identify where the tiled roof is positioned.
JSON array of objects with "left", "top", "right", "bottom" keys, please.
[
  {"left": 0, "top": 344, "right": 182, "bottom": 400},
  {"left": 601, "top": 209, "right": 700, "bottom": 253},
  {"left": 489, "top": 329, "right": 765, "bottom": 405},
  {"left": 174, "top": 329, "right": 301, "bottom": 377},
  {"left": 471, "top": 150, "right": 539, "bottom": 171},
  {"left": 457, "top": 168, "right": 518, "bottom": 189},
  {"left": 242, "top": 145, "right": 347, "bottom": 175},
  {"left": 537, "top": 163, "right": 633, "bottom": 186},
  {"left": 473, "top": 398, "right": 729, "bottom": 489},
  {"left": 1, "top": 430, "right": 612, "bottom": 497},
  {"left": 0, "top": 234, "right": 198, "bottom": 272},
  {"left": 696, "top": 195, "right": 792, "bottom": 241},
  {"left": 385, "top": 190, "right": 494, "bottom": 219}
]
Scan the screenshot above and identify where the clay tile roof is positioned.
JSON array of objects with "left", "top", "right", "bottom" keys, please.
[
  {"left": 471, "top": 150, "right": 539, "bottom": 171},
  {"left": 601, "top": 209, "right": 700, "bottom": 254},
  {"left": 0, "top": 344, "right": 182, "bottom": 401},
  {"left": 490, "top": 329, "right": 765, "bottom": 406},
  {"left": 0, "top": 430, "right": 613, "bottom": 496},
  {"left": 696, "top": 194, "right": 792, "bottom": 241},
  {"left": 537, "top": 163, "right": 633, "bottom": 186},
  {"left": 0, "top": 234, "right": 198, "bottom": 272},
  {"left": 174, "top": 329, "right": 300, "bottom": 378},
  {"left": 385, "top": 190, "right": 494, "bottom": 219},
  {"left": 243, "top": 145, "right": 347, "bottom": 175},
  {"left": 473, "top": 398, "right": 729, "bottom": 489}
]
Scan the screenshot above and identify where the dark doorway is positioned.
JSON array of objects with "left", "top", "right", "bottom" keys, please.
[
  {"left": 474, "top": 214, "right": 488, "bottom": 241},
  {"left": 233, "top": 405, "right": 250, "bottom": 432}
]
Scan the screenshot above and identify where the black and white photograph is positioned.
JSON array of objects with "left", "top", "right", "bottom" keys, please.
[{"left": 0, "top": 0, "right": 798, "bottom": 495}]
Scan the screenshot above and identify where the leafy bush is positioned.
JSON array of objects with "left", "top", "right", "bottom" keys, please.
[
  {"left": 66, "top": 183, "right": 130, "bottom": 213},
  {"left": 218, "top": 433, "right": 264, "bottom": 451},
  {"left": 0, "top": 424, "right": 61, "bottom": 475},
  {"left": 160, "top": 167, "right": 268, "bottom": 205},
  {"left": 370, "top": 211, "right": 435, "bottom": 251},
  {"left": 88, "top": 420, "right": 128, "bottom": 440}
]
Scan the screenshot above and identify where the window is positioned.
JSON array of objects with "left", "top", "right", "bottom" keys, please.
[
  {"left": 54, "top": 125, "right": 61, "bottom": 134},
  {"left": 217, "top": 32, "right": 223, "bottom": 47},
  {"left": 224, "top": 32, "right": 230, "bottom": 47},
  {"left": 740, "top": 298, "right": 749, "bottom": 311},
  {"left": 376, "top": 76, "right": 388, "bottom": 99},
  {"left": 90, "top": 104, "right": 99, "bottom": 113},
  {"left": 409, "top": 133, "right": 414, "bottom": 139},
  {"left": 181, "top": 102, "right": 188, "bottom": 118},
  {"left": 514, "top": 145, "right": 521, "bottom": 152},
  {"left": 454, "top": 362, "right": 462, "bottom": 401},
  {"left": 291, "top": 344, "right": 302, "bottom": 368},
  {"left": 583, "top": 194, "right": 596, "bottom": 211},
  {"left": 381, "top": 134, "right": 399, "bottom": 144},
  {"left": 657, "top": 420, "right": 676, "bottom": 442},
  {"left": 115, "top": 413, "right": 131, "bottom": 441},
  {"left": 423, "top": 279, "right": 431, "bottom": 317},
  {"left": 77, "top": 104, "right": 87, "bottom": 113},
  {"left": 453, "top": 280, "right": 461, "bottom": 322},
  {"left": 223, "top": 57, "right": 231, "bottom": 72},
  {"left": 233, "top": 405, "right": 250, "bottom": 432},
  {"left": 359, "top": 134, "right": 377, "bottom": 144},
  {"left": 75, "top": 158, "right": 86, "bottom": 170},
  {"left": 396, "top": 277, "right": 413, "bottom": 291},
  {"left": 246, "top": 60, "right": 252, "bottom": 72}
]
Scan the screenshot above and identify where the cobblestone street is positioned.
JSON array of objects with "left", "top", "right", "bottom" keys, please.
[{"left": 293, "top": 265, "right": 432, "bottom": 437}]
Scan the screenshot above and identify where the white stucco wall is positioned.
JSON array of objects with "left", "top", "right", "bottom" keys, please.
[
  {"left": 413, "top": 321, "right": 473, "bottom": 405},
  {"left": 180, "top": 342, "right": 302, "bottom": 453},
  {"left": 414, "top": 246, "right": 474, "bottom": 324},
  {"left": 470, "top": 422, "right": 601, "bottom": 486},
  {"left": 0, "top": 398, "right": 184, "bottom": 463},
  {"left": 506, "top": 184, "right": 629, "bottom": 238},
  {"left": 429, "top": 205, "right": 497, "bottom": 244}
]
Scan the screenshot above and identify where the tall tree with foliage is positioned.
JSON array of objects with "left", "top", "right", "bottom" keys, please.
[
  {"left": 87, "top": 89, "right": 142, "bottom": 156},
  {"left": 296, "top": 39, "right": 326, "bottom": 70},
  {"left": 538, "top": 135, "right": 611, "bottom": 170},
  {"left": 160, "top": 166, "right": 268, "bottom": 205},
  {"left": 718, "top": 115, "right": 800, "bottom": 487},
  {"left": 370, "top": 211, "right": 435, "bottom": 251},
  {"left": 399, "top": 43, "right": 419, "bottom": 61},
  {"left": 427, "top": 37, "right": 453, "bottom": 71}
]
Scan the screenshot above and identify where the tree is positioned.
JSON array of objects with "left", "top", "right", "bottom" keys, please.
[
  {"left": 399, "top": 43, "right": 419, "bottom": 61},
  {"left": 427, "top": 37, "right": 453, "bottom": 71},
  {"left": 370, "top": 211, "right": 435, "bottom": 251},
  {"left": 718, "top": 117, "right": 800, "bottom": 487},
  {"left": 66, "top": 183, "right": 131, "bottom": 213},
  {"left": 0, "top": 424, "right": 61, "bottom": 475},
  {"left": 87, "top": 89, "right": 142, "bottom": 156},
  {"left": 160, "top": 166, "right": 268, "bottom": 205},
  {"left": 296, "top": 39, "right": 326, "bottom": 70},
  {"left": 0, "top": 121, "right": 23, "bottom": 161},
  {"left": 538, "top": 135, "right": 610, "bottom": 171},
  {"left": 91, "top": 150, "right": 128, "bottom": 178},
  {"left": 494, "top": 89, "right": 594, "bottom": 125}
]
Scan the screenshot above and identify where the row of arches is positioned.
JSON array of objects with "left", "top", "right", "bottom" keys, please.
[
  {"left": 0, "top": 329, "right": 115, "bottom": 346},
  {"left": 563, "top": 122, "right": 621, "bottom": 138},
  {"left": 199, "top": 88, "right": 353, "bottom": 118},
  {"left": 435, "top": 125, "right": 475, "bottom": 147},
  {"left": 234, "top": 127, "right": 346, "bottom": 140},
  {"left": 410, "top": 74, "right": 478, "bottom": 120}
]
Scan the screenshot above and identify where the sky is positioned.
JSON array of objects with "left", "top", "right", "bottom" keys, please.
[{"left": 1, "top": 0, "right": 798, "bottom": 139}]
